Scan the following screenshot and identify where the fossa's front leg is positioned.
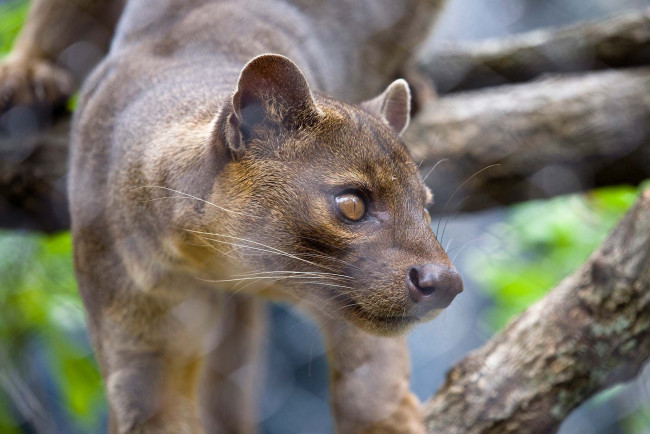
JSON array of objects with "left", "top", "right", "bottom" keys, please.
[
  {"left": 318, "top": 316, "right": 425, "bottom": 434},
  {"left": 76, "top": 259, "right": 214, "bottom": 433},
  {"left": 0, "top": 0, "right": 123, "bottom": 112},
  {"left": 199, "top": 294, "right": 266, "bottom": 434},
  {"left": 104, "top": 346, "right": 205, "bottom": 434}
]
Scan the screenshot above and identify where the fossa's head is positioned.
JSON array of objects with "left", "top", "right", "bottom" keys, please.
[{"left": 209, "top": 54, "right": 462, "bottom": 335}]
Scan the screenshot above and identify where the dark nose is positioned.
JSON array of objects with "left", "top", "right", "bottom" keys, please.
[{"left": 406, "top": 264, "right": 463, "bottom": 310}]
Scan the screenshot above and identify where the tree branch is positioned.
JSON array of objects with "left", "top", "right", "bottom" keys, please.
[
  {"left": 3, "top": 9, "right": 650, "bottom": 229},
  {"left": 406, "top": 67, "right": 650, "bottom": 214},
  {"left": 421, "top": 7, "right": 650, "bottom": 93},
  {"left": 2, "top": 67, "right": 650, "bottom": 230},
  {"left": 0, "top": 112, "right": 70, "bottom": 232},
  {"left": 424, "top": 189, "right": 650, "bottom": 433}
]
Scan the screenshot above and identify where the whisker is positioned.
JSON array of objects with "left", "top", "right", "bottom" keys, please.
[
  {"left": 449, "top": 236, "right": 484, "bottom": 263},
  {"left": 295, "top": 236, "right": 368, "bottom": 269},
  {"left": 198, "top": 275, "right": 346, "bottom": 283},
  {"left": 294, "top": 249, "right": 363, "bottom": 271},
  {"left": 132, "top": 186, "right": 257, "bottom": 219},
  {"left": 436, "top": 164, "right": 499, "bottom": 237},
  {"left": 232, "top": 270, "right": 353, "bottom": 280},
  {"left": 195, "top": 235, "right": 240, "bottom": 262},
  {"left": 299, "top": 281, "right": 355, "bottom": 290},
  {"left": 421, "top": 157, "right": 448, "bottom": 183},
  {"left": 440, "top": 195, "right": 469, "bottom": 245},
  {"left": 445, "top": 238, "right": 453, "bottom": 254},
  {"left": 189, "top": 230, "right": 341, "bottom": 273}
]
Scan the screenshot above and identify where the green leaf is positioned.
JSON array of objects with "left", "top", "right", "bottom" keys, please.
[
  {"left": 475, "top": 186, "right": 639, "bottom": 330},
  {"left": 0, "top": 0, "right": 29, "bottom": 56}
]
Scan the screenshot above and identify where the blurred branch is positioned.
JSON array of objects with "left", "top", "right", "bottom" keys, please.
[
  {"left": 3, "top": 68, "right": 650, "bottom": 230},
  {"left": 407, "top": 67, "right": 650, "bottom": 214},
  {"left": 423, "top": 189, "right": 650, "bottom": 433},
  {"left": 2, "top": 67, "right": 650, "bottom": 231},
  {"left": 3, "top": 8, "right": 650, "bottom": 230},
  {"left": 0, "top": 112, "right": 70, "bottom": 232},
  {"left": 421, "top": 7, "right": 650, "bottom": 93}
]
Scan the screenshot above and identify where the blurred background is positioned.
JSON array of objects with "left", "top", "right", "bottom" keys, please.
[{"left": 1, "top": 0, "right": 649, "bottom": 433}]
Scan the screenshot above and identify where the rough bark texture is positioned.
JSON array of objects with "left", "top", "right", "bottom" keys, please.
[
  {"left": 406, "top": 67, "right": 650, "bottom": 214},
  {"left": 422, "top": 7, "right": 650, "bottom": 93},
  {"left": 424, "top": 190, "right": 650, "bottom": 433}
]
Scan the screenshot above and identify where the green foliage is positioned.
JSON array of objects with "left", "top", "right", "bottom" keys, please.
[
  {"left": 0, "top": 232, "right": 105, "bottom": 432},
  {"left": 0, "top": 0, "right": 79, "bottom": 111},
  {"left": 0, "top": 0, "right": 29, "bottom": 56},
  {"left": 623, "top": 406, "right": 650, "bottom": 434},
  {"left": 0, "top": 2, "right": 100, "bottom": 430},
  {"left": 468, "top": 185, "right": 640, "bottom": 330}
]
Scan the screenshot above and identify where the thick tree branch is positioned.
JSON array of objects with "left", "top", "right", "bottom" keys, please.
[
  {"left": 421, "top": 7, "right": 650, "bottom": 93},
  {"left": 406, "top": 67, "right": 650, "bottom": 214},
  {"left": 424, "top": 189, "right": 650, "bottom": 433}
]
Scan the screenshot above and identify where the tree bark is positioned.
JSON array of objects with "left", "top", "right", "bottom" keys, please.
[
  {"left": 422, "top": 7, "right": 650, "bottom": 93},
  {"left": 423, "top": 189, "right": 650, "bottom": 433},
  {"left": 405, "top": 67, "right": 650, "bottom": 214}
]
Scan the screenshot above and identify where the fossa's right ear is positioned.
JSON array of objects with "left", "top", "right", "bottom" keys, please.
[
  {"left": 361, "top": 79, "right": 411, "bottom": 136},
  {"left": 218, "top": 54, "right": 320, "bottom": 158}
]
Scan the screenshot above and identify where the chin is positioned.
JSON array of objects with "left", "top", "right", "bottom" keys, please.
[
  {"left": 342, "top": 304, "right": 421, "bottom": 337},
  {"left": 349, "top": 303, "right": 447, "bottom": 336},
  {"left": 356, "top": 317, "right": 417, "bottom": 336},
  {"left": 307, "top": 290, "right": 442, "bottom": 336}
]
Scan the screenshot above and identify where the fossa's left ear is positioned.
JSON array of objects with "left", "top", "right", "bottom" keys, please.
[
  {"left": 361, "top": 79, "right": 411, "bottom": 136},
  {"left": 219, "top": 54, "right": 321, "bottom": 157}
]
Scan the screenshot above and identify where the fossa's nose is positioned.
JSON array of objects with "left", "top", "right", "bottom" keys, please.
[{"left": 406, "top": 264, "right": 463, "bottom": 310}]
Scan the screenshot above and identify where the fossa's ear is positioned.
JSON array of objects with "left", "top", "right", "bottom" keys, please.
[
  {"left": 221, "top": 54, "right": 320, "bottom": 157},
  {"left": 361, "top": 79, "right": 411, "bottom": 136}
]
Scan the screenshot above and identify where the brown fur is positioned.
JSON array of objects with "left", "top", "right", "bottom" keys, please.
[{"left": 2, "top": 0, "right": 457, "bottom": 433}]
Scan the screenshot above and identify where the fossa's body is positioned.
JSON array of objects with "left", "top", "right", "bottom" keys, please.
[{"left": 2, "top": 1, "right": 462, "bottom": 432}]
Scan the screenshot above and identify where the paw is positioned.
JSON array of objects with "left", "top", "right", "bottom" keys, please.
[{"left": 0, "top": 56, "right": 74, "bottom": 114}]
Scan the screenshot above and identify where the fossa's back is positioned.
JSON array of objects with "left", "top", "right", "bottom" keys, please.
[{"left": 109, "top": 0, "right": 442, "bottom": 99}]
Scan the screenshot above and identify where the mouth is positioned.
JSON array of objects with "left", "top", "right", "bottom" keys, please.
[
  {"left": 355, "top": 307, "right": 419, "bottom": 326},
  {"left": 330, "top": 292, "right": 421, "bottom": 334},
  {"left": 370, "top": 314, "right": 420, "bottom": 333},
  {"left": 356, "top": 307, "right": 421, "bottom": 335}
]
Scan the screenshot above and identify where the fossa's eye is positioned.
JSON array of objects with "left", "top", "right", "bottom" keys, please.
[
  {"left": 336, "top": 192, "right": 366, "bottom": 222},
  {"left": 424, "top": 208, "right": 431, "bottom": 225}
]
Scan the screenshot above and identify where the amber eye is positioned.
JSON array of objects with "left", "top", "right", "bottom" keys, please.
[
  {"left": 336, "top": 193, "right": 366, "bottom": 222},
  {"left": 424, "top": 208, "right": 431, "bottom": 225}
]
